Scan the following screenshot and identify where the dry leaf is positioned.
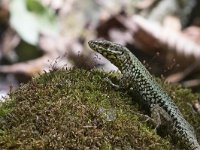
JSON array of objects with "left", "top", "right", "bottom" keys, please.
[{"left": 119, "top": 15, "right": 200, "bottom": 61}]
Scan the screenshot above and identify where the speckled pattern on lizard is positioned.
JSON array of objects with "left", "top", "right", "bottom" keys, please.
[{"left": 88, "top": 40, "right": 200, "bottom": 150}]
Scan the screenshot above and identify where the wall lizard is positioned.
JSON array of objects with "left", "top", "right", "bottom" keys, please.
[{"left": 88, "top": 40, "right": 200, "bottom": 150}]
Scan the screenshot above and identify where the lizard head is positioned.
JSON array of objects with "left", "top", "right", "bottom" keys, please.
[{"left": 88, "top": 40, "right": 130, "bottom": 69}]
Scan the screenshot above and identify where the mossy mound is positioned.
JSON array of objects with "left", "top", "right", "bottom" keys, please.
[{"left": 0, "top": 69, "right": 199, "bottom": 149}]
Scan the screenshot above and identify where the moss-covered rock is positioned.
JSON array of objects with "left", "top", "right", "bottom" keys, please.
[{"left": 0, "top": 69, "right": 199, "bottom": 149}]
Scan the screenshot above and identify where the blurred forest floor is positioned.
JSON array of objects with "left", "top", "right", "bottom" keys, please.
[{"left": 0, "top": 0, "right": 200, "bottom": 104}]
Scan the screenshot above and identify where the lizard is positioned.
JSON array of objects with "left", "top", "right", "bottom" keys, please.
[{"left": 88, "top": 40, "right": 200, "bottom": 150}]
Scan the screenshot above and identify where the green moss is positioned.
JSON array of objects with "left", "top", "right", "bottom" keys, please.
[
  {"left": 0, "top": 69, "right": 199, "bottom": 149},
  {"left": 0, "top": 99, "right": 15, "bottom": 117}
]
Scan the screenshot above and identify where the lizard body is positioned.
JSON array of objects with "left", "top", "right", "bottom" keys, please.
[{"left": 88, "top": 40, "right": 200, "bottom": 150}]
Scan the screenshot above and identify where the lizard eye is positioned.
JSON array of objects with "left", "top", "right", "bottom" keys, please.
[{"left": 102, "top": 42, "right": 110, "bottom": 49}]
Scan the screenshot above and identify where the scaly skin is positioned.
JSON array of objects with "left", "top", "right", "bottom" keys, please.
[{"left": 88, "top": 40, "right": 200, "bottom": 150}]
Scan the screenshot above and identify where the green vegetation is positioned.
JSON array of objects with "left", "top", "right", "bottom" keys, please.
[{"left": 0, "top": 69, "right": 199, "bottom": 149}]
